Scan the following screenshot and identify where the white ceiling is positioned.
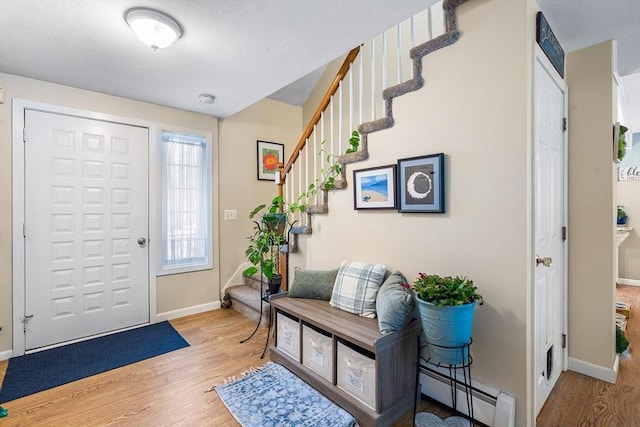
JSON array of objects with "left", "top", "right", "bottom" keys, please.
[
  {"left": 0, "top": 0, "right": 638, "bottom": 120},
  {"left": 0, "top": 0, "right": 435, "bottom": 118}
]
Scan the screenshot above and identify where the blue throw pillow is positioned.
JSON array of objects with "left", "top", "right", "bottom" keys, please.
[{"left": 376, "top": 271, "right": 415, "bottom": 334}]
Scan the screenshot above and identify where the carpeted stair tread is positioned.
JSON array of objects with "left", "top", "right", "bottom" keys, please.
[
  {"left": 226, "top": 285, "right": 269, "bottom": 326},
  {"left": 243, "top": 274, "right": 266, "bottom": 293}
]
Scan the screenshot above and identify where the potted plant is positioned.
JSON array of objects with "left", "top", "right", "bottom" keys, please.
[
  {"left": 406, "top": 273, "right": 483, "bottom": 365},
  {"left": 617, "top": 205, "right": 628, "bottom": 226},
  {"left": 243, "top": 196, "right": 288, "bottom": 295}
]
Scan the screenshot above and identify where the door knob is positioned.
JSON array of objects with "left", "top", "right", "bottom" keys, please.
[
  {"left": 138, "top": 237, "right": 147, "bottom": 247},
  {"left": 536, "top": 255, "right": 552, "bottom": 267}
]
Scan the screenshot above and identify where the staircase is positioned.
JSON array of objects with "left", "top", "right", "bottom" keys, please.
[
  {"left": 280, "top": 0, "right": 465, "bottom": 238},
  {"left": 226, "top": 0, "right": 466, "bottom": 324},
  {"left": 224, "top": 274, "right": 270, "bottom": 327}
]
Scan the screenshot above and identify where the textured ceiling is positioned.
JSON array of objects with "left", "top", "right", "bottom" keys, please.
[
  {"left": 0, "top": 0, "right": 435, "bottom": 118},
  {"left": 0, "top": 0, "right": 638, "bottom": 119}
]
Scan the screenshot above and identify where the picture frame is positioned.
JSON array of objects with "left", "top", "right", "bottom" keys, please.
[
  {"left": 397, "top": 153, "right": 445, "bottom": 213},
  {"left": 257, "top": 140, "right": 284, "bottom": 181},
  {"left": 353, "top": 165, "right": 397, "bottom": 210}
]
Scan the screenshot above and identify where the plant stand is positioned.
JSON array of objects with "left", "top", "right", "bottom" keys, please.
[
  {"left": 413, "top": 333, "right": 475, "bottom": 426},
  {"left": 239, "top": 273, "right": 287, "bottom": 359}
]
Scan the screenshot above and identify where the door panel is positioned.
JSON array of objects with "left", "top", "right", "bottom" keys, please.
[
  {"left": 25, "top": 110, "right": 149, "bottom": 350},
  {"left": 534, "top": 57, "right": 566, "bottom": 415}
]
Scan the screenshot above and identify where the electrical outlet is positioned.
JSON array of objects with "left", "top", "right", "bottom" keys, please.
[{"left": 224, "top": 209, "right": 237, "bottom": 220}]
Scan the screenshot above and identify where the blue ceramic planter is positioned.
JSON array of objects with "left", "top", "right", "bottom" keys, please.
[{"left": 415, "top": 297, "right": 476, "bottom": 365}]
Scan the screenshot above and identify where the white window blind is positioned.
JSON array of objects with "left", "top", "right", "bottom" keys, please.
[{"left": 161, "top": 131, "right": 210, "bottom": 270}]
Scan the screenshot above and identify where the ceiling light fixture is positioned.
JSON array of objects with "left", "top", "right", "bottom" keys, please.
[
  {"left": 199, "top": 94, "right": 216, "bottom": 104},
  {"left": 125, "top": 8, "right": 182, "bottom": 51}
]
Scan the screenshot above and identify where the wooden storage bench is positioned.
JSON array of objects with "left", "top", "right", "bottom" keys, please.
[{"left": 270, "top": 297, "right": 421, "bottom": 427}]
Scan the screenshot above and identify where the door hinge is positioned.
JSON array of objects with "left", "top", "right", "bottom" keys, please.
[
  {"left": 562, "top": 226, "right": 567, "bottom": 241},
  {"left": 23, "top": 127, "right": 26, "bottom": 143},
  {"left": 562, "top": 333, "right": 567, "bottom": 349},
  {"left": 23, "top": 223, "right": 26, "bottom": 237},
  {"left": 562, "top": 117, "right": 567, "bottom": 132}
]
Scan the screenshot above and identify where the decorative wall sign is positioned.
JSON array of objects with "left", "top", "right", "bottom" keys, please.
[
  {"left": 536, "top": 11, "right": 564, "bottom": 78},
  {"left": 257, "top": 140, "right": 284, "bottom": 181},
  {"left": 397, "top": 153, "right": 444, "bottom": 213},
  {"left": 353, "top": 165, "right": 397, "bottom": 210},
  {"left": 618, "top": 166, "right": 640, "bottom": 181}
]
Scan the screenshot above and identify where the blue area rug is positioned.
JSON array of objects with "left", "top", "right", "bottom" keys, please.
[
  {"left": 0, "top": 321, "right": 189, "bottom": 403},
  {"left": 214, "top": 362, "right": 356, "bottom": 427}
]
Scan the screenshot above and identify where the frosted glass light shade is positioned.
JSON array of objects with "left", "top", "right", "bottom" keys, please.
[{"left": 126, "top": 8, "right": 182, "bottom": 50}]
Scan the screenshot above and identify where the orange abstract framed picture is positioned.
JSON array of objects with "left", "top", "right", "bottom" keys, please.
[{"left": 257, "top": 140, "right": 284, "bottom": 181}]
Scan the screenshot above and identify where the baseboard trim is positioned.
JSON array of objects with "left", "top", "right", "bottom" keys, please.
[
  {"left": 617, "top": 278, "right": 640, "bottom": 287},
  {"left": 568, "top": 356, "right": 618, "bottom": 383},
  {"left": 0, "top": 349, "right": 14, "bottom": 361},
  {"left": 157, "top": 301, "right": 221, "bottom": 322}
]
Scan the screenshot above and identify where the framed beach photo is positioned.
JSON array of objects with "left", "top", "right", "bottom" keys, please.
[
  {"left": 397, "top": 153, "right": 445, "bottom": 213},
  {"left": 353, "top": 165, "right": 397, "bottom": 210},
  {"left": 257, "top": 140, "right": 284, "bottom": 181}
]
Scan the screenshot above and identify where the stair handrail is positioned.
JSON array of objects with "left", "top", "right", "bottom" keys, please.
[{"left": 278, "top": 46, "right": 360, "bottom": 199}]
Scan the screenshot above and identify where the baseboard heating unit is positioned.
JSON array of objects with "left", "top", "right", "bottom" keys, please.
[{"left": 419, "top": 365, "right": 516, "bottom": 427}]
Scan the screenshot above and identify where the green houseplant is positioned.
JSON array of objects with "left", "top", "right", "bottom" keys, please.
[
  {"left": 407, "top": 273, "right": 483, "bottom": 365},
  {"left": 243, "top": 196, "right": 288, "bottom": 295},
  {"left": 617, "top": 205, "right": 628, "bottom": 226},
  {"left": 617, "top": 124, "right": 629, "bottom": 162}
]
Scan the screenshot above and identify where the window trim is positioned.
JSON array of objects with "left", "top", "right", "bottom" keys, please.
[{"left": 157, "top": 127, "right": 214, "bottom": 276}]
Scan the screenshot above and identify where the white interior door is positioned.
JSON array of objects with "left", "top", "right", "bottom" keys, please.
[
  {"left": 534, "top": 53, "right": 567, "bottom": 415},
  {"left": 24, "top": 109, "right": 149, "bottom": 350}
]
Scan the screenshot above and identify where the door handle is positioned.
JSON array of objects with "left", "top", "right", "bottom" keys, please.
[
  {"left": 536, "top": 255, "right": 552, "bottom": 267},
  {"left": 138, "top": 237, "right": 147, "bottom": 247}
]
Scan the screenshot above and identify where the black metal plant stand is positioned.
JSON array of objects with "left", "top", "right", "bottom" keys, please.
[
  {"left": 413, "top": 334, "right": 475, "bottom": 427},
  {"left": 240, "top": 221, "right": 295, "bottom": 358}
]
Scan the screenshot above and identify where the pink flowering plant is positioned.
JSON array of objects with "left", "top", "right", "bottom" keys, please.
[{"left": 404, "top": 273, "right": 483, "bottom": 307}]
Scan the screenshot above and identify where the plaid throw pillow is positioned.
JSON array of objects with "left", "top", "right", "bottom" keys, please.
[{"left": 330, "top": 261, "right": 386, "bottom": 318}]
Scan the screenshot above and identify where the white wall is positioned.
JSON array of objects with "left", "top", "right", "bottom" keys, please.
[
  {"left": 294, "top": 1, "right": 535, "bottom": 425},
  {"left": 218, "top": 98, "right": 302, "bottom": 289},
  {"left": 566, "top": 41, "right": 617, "bottom": 370},
  {"left": 618, "top": 132, "right": 640, "bottom": 281}
]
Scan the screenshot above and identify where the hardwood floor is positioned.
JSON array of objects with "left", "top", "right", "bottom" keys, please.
[
  {"left": 536, "top": 285, "right": 640, "bottom": 426},
  {"left": 4, "top": 287, "right": 636, "bottom": 427},
  {"left": 0, "top": 308, "right": 456, "bottom": 426}
]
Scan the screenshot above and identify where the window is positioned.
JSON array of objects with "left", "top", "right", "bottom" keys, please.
[{"left": 160, "top": 131, "right": 212, "bottom": 274}]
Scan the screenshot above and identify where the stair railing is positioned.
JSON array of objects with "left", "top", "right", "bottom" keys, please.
[{"left": 277, "top": 2, "right": 446, "bottom": 238}]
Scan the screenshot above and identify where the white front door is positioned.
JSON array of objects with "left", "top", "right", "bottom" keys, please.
[
  {"left": 533, "top": 52, "right": 567, "bottom": 415},
  {"left": 24, "top": 109, "right": 149, "bottom": 350}
]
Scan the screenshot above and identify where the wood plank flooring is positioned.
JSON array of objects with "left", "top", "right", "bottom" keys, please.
[
  {"left": 536, "top": 285, "right": 640, "bottom": 426},
  {"left": 0, "top": 308, "right": 454, "bottom": 426},
  {"left": 2, "top": 287, "right": 638, "bottom": 426}
]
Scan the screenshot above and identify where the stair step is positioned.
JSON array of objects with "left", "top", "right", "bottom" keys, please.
[
  {"left": 244, "top": 274, "right": 267, "bottom": 293},
  {"left": 226, "top": 284, "right": 270, "bottom": 327}
]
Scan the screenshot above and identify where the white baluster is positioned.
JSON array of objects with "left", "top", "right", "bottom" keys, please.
[
  {"left": 411, "top": 15, "right": 416, "bottom": 47},
  {"left": 397, "top": 24, "right": 402, "bottom": 84},
  {"left": 330, "top": 97, "right": 334, "bottom": 157},
  {"left": 349, "top": 63, "right": 354, "bottom": 135},
  {"left": 371, "top": 38, "right": 376, "bottom": 120},
  {"left": 382, "top": 31, "right": 387, "bottom": 115},
  {"left": 339, "top": 82, "right": 343, "bottom": 154}
]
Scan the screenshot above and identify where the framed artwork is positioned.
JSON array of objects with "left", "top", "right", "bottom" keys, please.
[
  {"left": 353, "top": 165, "right": 397, "bottom": 210},
  {"left": 397, "top": 153, "right": 445, "bottom": 213},
  {"left": 257, "top": 140, "right": 284, "bottom": 181}
]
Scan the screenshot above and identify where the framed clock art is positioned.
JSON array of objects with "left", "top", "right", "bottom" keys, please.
[
  {"left": 257, "top": 140, "right": 284, "bottom": 181},
  {"left": 397, "top": 153, "right": 445, "bottom": 213}
]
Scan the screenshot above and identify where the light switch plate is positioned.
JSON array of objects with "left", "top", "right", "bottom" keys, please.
[{"left": 224, "top": 209, "right": 237, "bottom": 220}]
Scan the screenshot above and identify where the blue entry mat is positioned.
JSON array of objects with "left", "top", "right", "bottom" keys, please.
[
  {"left": 0, "top": 321, "right": 189, "bottom": 403},
  {"left": 215, "top": 362, "right": 356, "bottom": 427}
]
